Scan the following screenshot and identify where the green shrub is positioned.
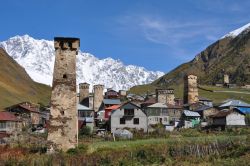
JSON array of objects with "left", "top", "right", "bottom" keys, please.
[{"left": 79, "top": 126, "right": 92, "bottom": 136}]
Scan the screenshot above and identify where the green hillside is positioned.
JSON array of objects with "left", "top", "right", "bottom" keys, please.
[
  {"left": 0, "top": 48, "right": 51, "bottom": 109},
  {"left": 130, "top": 26, "right": 250, "bottom": 104}
]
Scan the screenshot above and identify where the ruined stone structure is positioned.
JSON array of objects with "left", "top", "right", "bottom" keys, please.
[
  {"left": 93, "top": 84, "right": 104, "bottom": 112},
  {"left": 47, "top": 37, "right": 80, "bottom": 152},
  {"left": 79, "top": 82, "right": 90, "bottom": 107},
  {"left": 184, "top": 74, "right": 199, "bottom": 104},
  {"left": 156, "top": 89, "right": 175, "bottom": 105},
  {"left": 224, "top": 74, "right": 229, "bottom": 85}
]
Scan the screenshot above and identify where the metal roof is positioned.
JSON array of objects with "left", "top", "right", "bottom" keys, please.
[
  {"left": 77, "top": 104, "right": 92, "bottom": 111},
  {"left": 103, "top": 99, "right": 121, "bottom": 105},
  {"left": 148, "top": 103, "right": 168, "bottom": 108},
  {"left": 219, "top": 100, "right": 250, "bottom": 108},
  {"left": 0, "top": 112, "right": 18, "bottom": 121},
  {"left": 183, "top": 110, "right": 200, "bottom": 117},
  {"left": 194, "top": 105, "right": 212, "bottom": 112}
]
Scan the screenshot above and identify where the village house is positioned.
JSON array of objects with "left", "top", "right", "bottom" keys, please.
[
  {"left": 110, "top": 102, "right": 147, "bottom": 133},
  {"left": 5, "top": 102, "right": 41, "bottom": 128},
  {"left": 0, "top": 111, "right": 21, "bottom": 134},
  {"left": 194, "top": 105, "right": 219, "bottom": 120},
  {"left": 219, "top": 99, "right": 250, "bottom": 114},
  {"left": 180, "top": 110, "right": 201, "bottom": 128},
  {"left": 104, "top": 105, "right": 120, "bottom": 120},
  {"left": 208, "top": 108, "right": 246, "bottom": 128},
  {"left": 167, "top": 105, "right": 183, "bottom": 124},
  {"left": 141, "top": 98, "right": 156, "bottom": 109},
  {"left": 146, "top": 103, "right": 170, "bottom": 126},
  {"left": 78, "top": 104, "right": 94, "bottom": 131},
  {"left": 198, "top": 97, "right": 213, "bottom": 107},
  {"left": 105, "top": 89, "right": 119, "bottom": 99}
]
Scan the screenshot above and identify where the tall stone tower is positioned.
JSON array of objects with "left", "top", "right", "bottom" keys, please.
[
  {"left": 224, "top": 74, "right": 229, "bottom": 85},
  {"left": 93, "top": 84, "right": 104, "bottom": 112},
  {"left": 183, "top": 74, "right": 199, "bottom": 105},
  {"left": 79, "top": 82, "right": 90, "bottom": 106},
  {"left": 166, "top": 89, "right": 175, "bottom": 105},
  {"left": 47, "top": 37, "right": 80, "bottom": 152}
]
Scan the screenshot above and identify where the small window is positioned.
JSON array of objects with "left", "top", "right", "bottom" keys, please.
[
  {"left": 120, "top": 118, "right": 125, "bottom": 124},
  {"left": 124, "top": 109, "right": 134, "bottom": 116},
  {"left": 134, "top": 118, "right": 139, "bottom": 125},
  {"left": 60, "top": 111, "right": 64, "bottom": 116},
  {"left": 63, "top": 74, "right": 67, "bottom": 79}
]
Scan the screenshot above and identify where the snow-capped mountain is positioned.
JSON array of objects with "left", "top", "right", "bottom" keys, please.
[
  {"left": 222, "top": 22, "right": 250, "bottom": 38},
  {"left": 0, "top": 35, "right": 164, "bottom": 91}
]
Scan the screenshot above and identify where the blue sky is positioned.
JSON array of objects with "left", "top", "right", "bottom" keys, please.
[{"left": 1, "top": 0, "right": 250, "bottom": 73}]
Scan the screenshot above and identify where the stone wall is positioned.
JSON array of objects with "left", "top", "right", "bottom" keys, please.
[{"left": 47, "top": 37, "right": 79, "bottom": 152}]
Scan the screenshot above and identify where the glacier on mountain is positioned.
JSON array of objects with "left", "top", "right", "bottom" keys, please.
[{"left": 0, "top": 35, "right": 164, "bottom": 91}]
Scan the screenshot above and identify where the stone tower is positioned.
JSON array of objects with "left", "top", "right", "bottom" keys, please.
[
  {"left": 93, "top": 84, "right": 104, "bottom": 112},
  {"left": 47, "top": 37, "right": 80, "bottom": 152},
  {"left": 156, "top": 89, "right": 167, "bottom": 103},
  {"left": 79, "top": 82, "right": 90, "bottom": 106},
  {"left": 184, "top": 74, "right": 199, "bottom": 104},
  {"left": 166, "top": 89, "right": 175, "bottom": 105},
  {"left": 156, "top": 89, "right": 175, "bottom": 105},
  {"left": 224, "top": 74, "right": 229, "bottom": 85}
]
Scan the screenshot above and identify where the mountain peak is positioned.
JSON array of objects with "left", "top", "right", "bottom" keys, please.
[
  {"left": 222, "top": 22, "right": 250, "bottom": 39},
  {"left": 0, "top": 35, "right": 164, "bottom": 91}
]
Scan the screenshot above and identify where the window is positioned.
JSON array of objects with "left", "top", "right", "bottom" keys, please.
[
  {"left": 124, "top": 109, "right": 134, "bottom": 116},
  {"left": 155, "top": 117, "right": 159, "bottom": 121},
  {"left": 0, "top": 122, "right": 7, "bottom": 130},
  {"left": 120, "top": 118, "right": 125, "bottom": 124},
  {"left": 63, "top": 74, "right": 67, "bottom": 79},
  {"left": 134, "top": 118, "right": 139, "bottom": 124}
]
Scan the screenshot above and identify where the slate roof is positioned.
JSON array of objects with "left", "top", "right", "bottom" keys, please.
[
  {"left": 183, "top": 110, "right": 200, "bottom": 117},
  {"left": 194, "top": 105, "right": 212, "bottom": 112},
  {"left": 219, "top": 100, "right": 250, "bottom": 108},
  {"left": 103, "top": 99, "right": 121, "bottom": 105},
  {"left": 210, "top": 108, "right": 245, "bottom": 118},
  {"left": 148, "top": 103, "right": 168, "bottom": 108}
]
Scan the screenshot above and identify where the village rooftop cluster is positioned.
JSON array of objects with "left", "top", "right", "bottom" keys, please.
[{"left": 0, "top": 37, "right": 249, "bottom": 151}]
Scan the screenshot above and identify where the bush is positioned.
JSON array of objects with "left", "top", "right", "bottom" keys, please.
[{"left": 79, "top": 126, "right": 91, "bottom": 136}]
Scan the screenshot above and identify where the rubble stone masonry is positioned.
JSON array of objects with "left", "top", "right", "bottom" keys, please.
[
  {"left": 184, "top": 74, "right": 199, "bottom": 104},
  {"left": 47, "top": 37, "right": 80, "bottom": 152}
]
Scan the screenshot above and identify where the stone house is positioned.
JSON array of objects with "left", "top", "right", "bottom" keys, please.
[
  {"left": 194, "top": 105, "right": 219, "bottom": 120},
  {"left": 5, "top": 102, "right": 41, "bottom": 127},
  {"left": 110, "top": 102, "right": 147, "bottom": 133},
  {"left": 209, "top": 108, "right": 246, "bottom": 127},
  {"left": 146, "top": 103, "right": 170, "bottom": 125},
  {"left": 167, "top": 105, "right": 183, "bottom": 123}
]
